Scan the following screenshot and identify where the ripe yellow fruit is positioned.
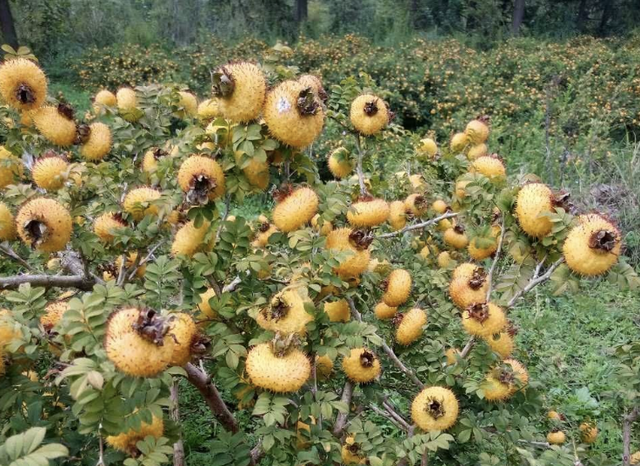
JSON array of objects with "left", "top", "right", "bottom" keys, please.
[
  {"left": 432, "top": 199, "right": 448, "bottom": 214},
  {"left": 409, "top": 174, "right": 426, "bottom": 192},
  {"left": 80, "top": 122, "right": 112, "bottom": 161},
  {"left": 444, "top": 226, "right": 469, "bottom": 250},
  {"left": 382, "top": 269, "right": 412, "bottom": 307},
  {"left": 142, "top": 148, "right": 167, "bottom": 174},
  {"left": 437, "top": 251, "right": 452, "bottom": 268},
  {"left": 327, "top": 147, "right": 353, "bottom": 179},
  {"left": 374, "top": 302, "right": 397, "bottom": 320},
  {"left": 396, "top": 308, "right": 427, "bottom": 345},
  {"left": 405, "top": 193, "right": 428, "bottom": 217},
  {"left": 316, "top": 354, "right": 334, "bottom": 380},
  {"left": 272, "top": 186, "right": 318, "bottom": 233},
  {"left": 630, "top": 451, "right": 640, "bottom": 464},
  {"left": 32, "top": 106, "right": 77, "bottom": 146},
  {"left": 32, "top": 155, "right": 68, "bottom": 191},
  {"left": 256, "top": 288, "right": 313, "bottom": 335},
  {"left": 311, "top": 214, "right": 332, "bottom": 236},
  {"left": 197, "top": 98, "right": 220, "bottom": 120},
  {"left": 177, "top": 155, "right": 226, "bottom": 204},
  {"left": 467, "top": 143, "right": 488, "bottom": 160},
  {"left": 465, "top": 119, "right": 490, "bottom": 144},
  {"left": 468, "top": 225, "right": 501, "bottom": 260},
  {"left": 419, "top": 244, "right": 432, "bottom": 260},
  {"left": 16, "top": 198, "right": 72, "bottom": 252},
  {"left": 462, "top": 302, "right": 507, "bottom": 338},
  {"left": 471, "top": 155, "right": 506, "bottom": 181},
  {"left": 246, "top": 342, "right": 311, "bottom": 392},
  {"left": 417, "top": 137, "right": 438, "bottom": 157},
  {"left": 445, "top": 348, "right": 460, "bottom": 365},
  {"left": 0, "top": 58, "right": 47, "bottom": 111},
  {"left": 40, "top": 301, "right": 69, "bottom": 332},
  {"left": 171, "top": 220, "right": 211, "bottom": 257},
  {"left": 168, "top": 313, "right": 198, "bottom": 366},
  {"left": 298, "top": 74, "right": 327, "bottom": 101},
  {"left": 93, "top": 89, "right": 116, "bottom": 108},
  {"left": 94, "top": 212, "right": 126, "bottom": 242},
  {"left": 547, "top": 410, "right": 562, "bottom": 421},
  {"left": 114, "top": 252, "right": 146, "bottom": 279},
  {"left": 449, "top": 267, "right": 488, "bottom": 309},
  {"left": 197, "top": 288, "right": 217, "bottom": 320},
  {"left": 347, "top": 197, "right": 390, "bottom": 227},
  {"left": 342, "top": 348, "right": 381, "bottom": 383},
  {"left": 388, "top": 200, "right": 407, "bottom": 231},
  {"left": 0, "top": 309, "right": 21, "bottom": 349},
  {"left": 455, "top": 179, "right": 470, "bottom": 199},
  {"left": 324, "top": 299, "right": 350, "bottom": 323},
  {"left": 0, "top": 202, "right": 16, "bottom": 241},
  {"left": 341, "top": 436, "right": 367, "bottom": 465},
  {"left": 547, "top": 430, "right": 566, "bottom": 445},
  {"left": 264, "top": 80, "right": 324, "bottom": 148},
  {"left": 213, "top": 63, "right": 266, "bottom": 123},
  {"left": 0, "top": 146, "right": 23, "bottom": 189},
  {"left": 350, "top": 94, "right": 390, "bottom": 135},
  {"left": 515, "top": 183, "right": 554, "bottom": 238},
  {"left": 450, "top": 132, "right": 468, "bottom": 153},
  {"left": 453, "top": 262, "right": 479, "bottom": 281},
  {"left": 242, "top": 158, "right": 270, "bottom": 190},
  {"left": 484, "top": 331, "right": 514, "bottom": 359},
  {"left": 123, "top": 187, "right": 161, "bottom": 221},
  {"left": 326, "top": 228, "right": 371, "bottom": 278},
  {"left": 177, "top": 91, "right": 197, "bottom": 118},
  {"left": 252, "top": 221, "right": 278, "bottom": 248},
  {"left": 411, "top": 386, "right": 459, "bottom": 432},
  {"left": 106, "top": 414, "right": 164, "bottom": 453},
  {"left": 563, "top": 214, "right": 621, "bottom": 276},
  {"left": 580, "top": 422, "right": 598, "bottom": 444},
  {"left": 116, "top": 88, "right": 141, "bottom": 122},
  {"left": 104, "top": 308, "right": 174, "bottom": 377}
]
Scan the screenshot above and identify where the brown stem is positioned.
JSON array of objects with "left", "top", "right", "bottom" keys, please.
[
  {"left": 170, "top": 381, "right": 186, "bottom": 466},
  {"left": 421, "top": 449, "right": 429, "bottom": 466},
  {"left": 0, "top": 274, "right": 96, "bottom": 291},
  {"left": 353, "top": 133, "right": 369, "bottom": 196},
  {"left": 506, "top": 257, "right": 564, "bottom": 309},
  {"left": 459, "top": 337, "right": 476, "bottom": 359},
  {"left": 485, "top": 216, "right": 506, "bottom": 302},
  {"left": 332, "top": 380, "right": 354, "bottom": 436},
  {"left": 0, "top": 244, "right": 33, "bottom": 271},
  {"left": 378, "top": 212, "right": 459, "bottom": 239},
  {"left": 623, "top": 407, "right": 639, "bottom": 466},
  {"left": 370, "top": 404, "right": 407, "bottom": 431}
]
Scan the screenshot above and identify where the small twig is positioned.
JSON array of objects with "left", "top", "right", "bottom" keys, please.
[
  {"left": 116, "top": 253, "right": 127, "bottom": 286},
  {"left": 623, "top": 407, "right": 639, "bottom": 466},
  {"left": 518, "top": 439, "right": 551, "bottom": 449},
  {"left": 170, "top": 381, "right": 185, "bottom": 466},
  {"left": 215, "top": 194, "right": 232, "bottom": 242},
  {"left": 124, "top": 249, "right": 144, "bottom": 283},
  {"left": 381, "top": 400, "right": 412, "bottom": 431},
  {"left": 377, "top": 212, "right": 459, "bottom": 239},
  {"left": 0, "top": 274, "right": 95, "bottom": 291},
  {"left": 332, "top": 380, "right": 354, "bottom": 436},
  {"left": 311, "top": 357, "right": 323, "bottom": 427},
  {"left": 485, "top": 217, "right": 507, "bottom": 301},
  {"left": 222, "top": 275, "right": 242, "bottom": 293},
  {"left": 370, "top": 404, "right": 407, "bottom": 432},
  {"left": 97, "top": 432, "right": 105, "bottom": 466},
  {"left": 353, "top": 133, "right": 369, "bottom": 196},
  {"left": 506, "top": 257, "right": 564, "bottom": 309},
  {"left": 0, "top": 244, "right": 33, "bottom": 271},
  {"left": 421, "top": 449, "right": 429, "bottom": 466},
  {"left": 249, "top": 440, "right": 263, "bottom": 466},
  {"left": 207, "top": 276, "right": 223, "bottom": 296},
  {"left": 138, "top": 241, "right": 166, "bottom": 267},
  {"left": 459, "top": 337, "right": 476, "bottom": 359}
]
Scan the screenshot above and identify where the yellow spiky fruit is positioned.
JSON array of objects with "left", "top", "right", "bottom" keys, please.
[
  {"left": 419, "top": 245, "right": 432, "bottom": 260},
  {"left": 197, "top": 288, "right": 217, "bottom": 320},
  {"left": 580, "top": 422, "right": 597, "bottom": 444},
  {"left": 515, "top": 183, "right": 554, "bottom": 238},
  {"left": 444, "top": 226, "right": 469, "bottom": 250},
  {"left": 213, "top": 63, "right": 266, "bottom": 123},
  {"left": 0, "top": 58, "right": 47, "bottom": 111},
  {"left": 32, "top": 106, "right": 77, "bottom": 146},
  {"left": 323, "top": 299, "right": 350, "bottom": 323},
  {"left": 350, "top": 94, "right": 390, "bottom": 135},
  {"left": 341, "top": 436, "right": 367, "bottom": 465},
  {"left": 171, "top": 220, "right": 211, "bottom": 257},
  {"left": 382, "top": 269, "right": 411, "bottom": 307},
  {"left": 16, "top": 198, "right": 72, "bottom": 252},
  {"left": 326, "top": 227, "right": 371, "bottom": 278},
  {"left": 311, "top": 214, "right": 332, "bottom": 236},
  {"left": 484, "top": 331, "right": 514, "bottom": 359},
  {"left": 116, "top": 88, "right": 141, "bottom": 122},
  {"left": 298, "top": 74, "right": 326, "bottom": 101},
  {"left": 142, "top": 148, "right": 167, "bottom": 174},
  {"left": 80, "top": 122, "right": 112, "bottom": 161},
  {"left": 272, "top": 186, "right": 318, "bottom": 233},
  {"left": 547, "top": 430, "right": 566, "bottom": 445},
  {"left": 32, "top": 155, "right": 68, "bottom": 191},
  {"left": 374, "top": 302, "right": 397, "bottom": 320},
  {"left": 450, "top": 132, "right": 468, "bottom": 153},
  {"left": 408, "top": 175, "right": 425, "bottom": 193},
  {"left": 411, "top": 386, "right": 459, "bottom": 432},
  {"left": 252, "top": 222, "right": 278, "bottom": 248},
  {"left": 417, "top": 138, "right": 438, "bottom": 158},
  {"left": 437, "top": 251, "right": 452, "bottom": 268},
  {"left": 452, "top": 263, "right": 479, "bottom": 281},
  {"left": 177, "top": 155, "right": 225, "bottom": 203},
  {"left": 104, "top": 308, "right": 174, "bottom": 377},
  {"left": 123, "top": 187, "right": 161, "bottom": 221},
  {"left": 327, "top": 147, "right": 353, "bottom": 179},
  {"left": 455, "top": 179, "right": 470, "bottom": 199},
  {"left": 465, "top": 119, "right": 490, "bottom": 144},
  {"left": 0, "top": 309, "right": 21, "bottom": 349},
  {"left": 94, "top": 212, "right": 126, "bottom": 242},
  {"left": 316, "top": 354, "right": 334, "bottom": 380},
  {"left": 467, "top": 143, "right": 488, "bottom": 160},
  {"left": 563, "top": 214, "right": 621, "bottom": 276},
  {"left": 0, "top": 202, "right": 16, "bottom": 241},
  {"left": 242, "top": 158, "right": 270, "bottom": 190},
  {"left": 168, "top": 313, "right": 198, "bottom": 366},
  {"left": 388, "top": 200, "right": 407, "bottom": 231},
  {"left": 445, "top": 348, "right": 460, "bottom": 365},
  {"left": 347, "top": 197, "right": 390, "bottom": 227},
  {"left": 40, "top": 301, "right": 68, "bottom": 332},
  {"left": 177, "top": 91, "right": 197, "bottom": 118},
  {"left": 449, "top": 268, "right": 488, "bottom": 309},
  {"left": 471, "top": 155, "right": 506, "bottom": 181},
  {"left": 114, "top": 252, "right": 147, "bottom": 279},
  {"left": 462, "top": 303, "right": 507, "bottom": 338},
  {"left": 405, "top": 193, "right": 428, "bottom": 217},
  {"left": 256, "top": 288, "right": 313, "bottom": 335},
  {"left": 630, "top": 451, "right": 640, "bottom": 465},
  {"left": 342, "top": 348, "right": 381, "bottom": 383},
  {"left": 106, "top": 414, "right": 164, "bottom": 453},
  {"left": 263, "top": 80, "right": 324, "bottom": 148},
  {"left": 547, "top": 410, "right": 562, "bottom": 421},
  {"left": 432, "top": 199, "right": 448, "bottom": 214},
  {"left": 482, "top": 359, "right": 528, "bottom": 402},
  {"left": 396, "top": 308, "right": 427, "bottom": 345},
  {"left": 468, "top": 225, "right": 501, "bottom": 261},
  {"left": 94, "top": 89, "right": 116, "bottom": 108},
  {"left": 0, "top": 146, "right": 23, "bottom": 189},
  {"left": 246, "top": 343, "right": 310, "bottom": 392},
  {"left": 197, "top": 98, "right": 220, "bottom": 120}
]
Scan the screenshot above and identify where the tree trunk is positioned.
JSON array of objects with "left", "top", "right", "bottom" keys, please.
[
  {"left": 0, "top": 0, "right": 18, "bottom": 49},
  {"left": 577, "top": 0, "right": 589, "bottom": 33},
  {"left": 294, "top": 0, "right": 307, "bottom": 24},
  {"left": 511, "top": 0, "right": 525, "bottom": 36},
  {"left": 598, "top": 0, "right": 613, "bottom": 36}
]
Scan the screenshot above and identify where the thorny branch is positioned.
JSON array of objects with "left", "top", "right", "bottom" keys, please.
[
  {"left": 332, "top": 380, "right": 354, "bottom": 436},
  {"left": 377, "top": 212, "right": 459, "bottom": 239},
  {"left": 0, "top": 244, "right": 32, "bottom": 271},
  {"left": 353, "top": 133, "right": 369, "bottom": 196},
  {"left": 506, "top": 257, "right": 565, "bottom": 308}
]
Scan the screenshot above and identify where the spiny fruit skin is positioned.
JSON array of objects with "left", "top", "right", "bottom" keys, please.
[
  {"left": 342, "top": 348, "right": 381, "bottom": 383},
  {"left": 242, "top": 158, "right": 270, "bottom": 190},
  {"left": 177, "top": 91, "right": 197, "bottom": 118},
  {"left": 547, "top": 431, "right": 566, "bottom": 445},
  {"left": 396, "top": 308, "right": 427, "bottom": 345},
  {"left": 419, "top": 245, "right": 432, "bottom": 260},
  {"left": 246, "top": 343, "right": 311, "bottom": 392},
  {"left": 580, "top": 422, "right": 598, "bottom": 444},
  {"left": 94, "top": 89, "right": 116, "bottom": 108},
  {"left": 482, "top": 359, "right": 529, "bottom": 402},
  {"left": 264, "top": 80, "right": 324, "bottom": 148},
  {"left": 455, "top": 179, "right": 470, "bottom": 199},
  {"left": 16, "top": 198, "right": 72, "bottom": 252},
  {"left": 0, "top": 146, "right": 23, "bottom": 189},
  {"left": 341, "top": 436, "right": 367, "bottom": 465},
  {"left": 311, "top": 214, "right": 332, "bottom": 236},
  {"left": 168, "top": 313, "right": 198, "bottom": 366},
  {"left": 563, "top": 213, "right": 621, "bottom": 276},
  {"left": 484, "top": 331, "right": 514, "bottom": 359},
  {"left": 32, "top": 156, "right": 68, "bottom": 191},
  {"left": 388, "top": 200, "right": 407, "bottom": 231},
  {"left": 450, "top": 132, "right": 468, "bottom": 153},
  {"left": 467, "top": 143, "right": 488, "bottom": 160},
  {"left": 437, "top": 251, "right": 452, "bottom": 268},
  {"left": 347, "top": 198, "right": 390, "bottom": 227},
  {"left": 449, "top": 269, "right": 488, "bottom": 309},
  {"left": 382, "top": 269, "right": 412, "bottom": 307},
  {"left": 80, "top": 122, "right": 112, "bottom": 161},
  {"left": 374, "top": 302, "right": 397, "bottom": 320},
  {"left": 468, "top": 225, "right": 501, "bottom": 261},
  {"left": 405, "top": 193, "right": 428, "bottom": 217},
  {"left": 177, "top": 155, "right": 226, "bottom": 202},
  {"left": 432, "top": 199, "right": 448, "bottom": 214},
  {"left": 417, "top": 137, "right": 438, "bottom": 158},
  {"left": 256, "top": 288, "right": 313, "bottom": 335},
  {"left": 104, "top": 307, "right": 174, "bottom": 377},
  {"left": 32, "top": 106, "right": 77, "bottom": 146},
  {"left": 298, "top": 74, "right": 326, "bottom": 101},
  {"left": 411, "top": 386, "right": 459, "bottom": 432},
  {"left": 272, "top": 186, "right": 318, "bottom": 233},
  {"left": 326, "top": 227, "right": 371, "bottom": 278},
  {"left": 171, "top": 220, "right": 211, "bottom": 257},
  {"left": 630, "top": 451, "right": 640, "bottom": 465},
  {"left": 215, "top": 63, "right": 266, "bottom": 123},
  {"left": 327, "top": 147, "right": 353, "bottom": 179},
  {"left": 316, "top": 354, "right": 334, "bottom": 380},
  {"left": 252, "top": 222, "right": 278, "bottom": 248},
  {"left": 142, "top": 148, "right": 165, "bottom": 173},
  {"left": 94, "top": 212, "right": 126, "bottom": 242},
  {"left": 116, "top": 88, "right": 140, "bottom": 122},
  {"left": 452, "top": 263, "right": 479, "bottom": 281},
  {"left": 444, "top": 227, "right": 469, "bottom": 250},
  {"left": 106, "top": 414, "right": 164, "bottom": 453},
  {"left": 197, "top": 288, "right": 217, "bottom": 319},
  {"left": 0, "top": 202, "right": 16, "bottom": 241},
  {"left": 445, "top": 348, "right": 460, "bottom": 365},
  {"left": 123, "top": 187, "right": 161, "bottom": 221},
  {"left": 0, "top": 58, "right": 47, "bottom": 111},
  {"left": 409, "top": 174, "right": 426, "bottom": 192},
  {"left": 462, "top": 303, "right": 507, "bottom": 338},
  {"left": 40, "top": 301, "right": 68, "bottom": 332},
  {"left": 350, "top": 94, "right": 390, "bottom": 135},
  {"left": 465, "top": 119, "right": 490, "bottom": 144},
  {"left": 515, "top": 183, "right": 554, "bottom": 238},
  {"left": 324, "top": 299, "right": 350, "bottom": 323},
  {"left": 471, "top": 155, "right": 506, "bottom": 181},
  {"left": 197, "top": 98, "right": 220, "bottom": 120}
]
